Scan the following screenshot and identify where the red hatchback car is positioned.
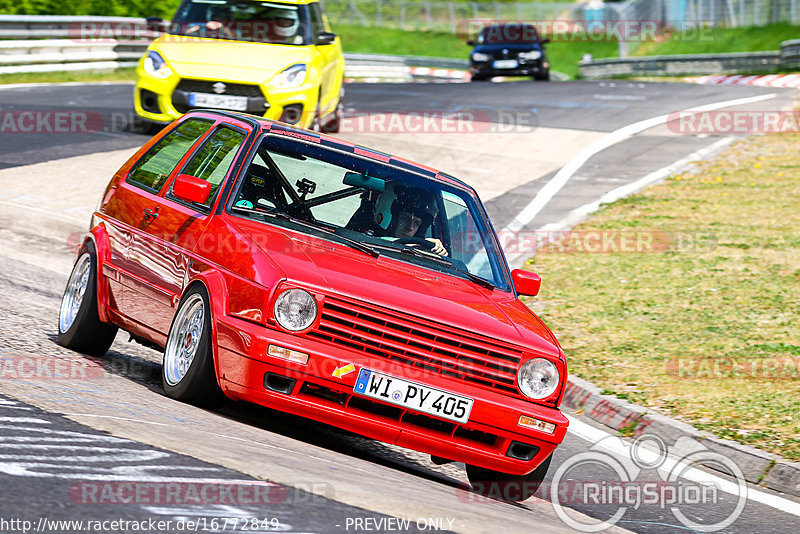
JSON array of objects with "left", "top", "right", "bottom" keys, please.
[{"left": 57, "top": 110, "right": 568, "bottom": 500}]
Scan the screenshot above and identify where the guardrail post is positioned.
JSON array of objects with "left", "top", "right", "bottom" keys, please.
[
  {"left": 449, "top": 2, "right": 456, "bottom": 33},
  {"left": 739, "top": 0, "right": 745, "bottom": 27},
  {"left": 425, "top": 1, "right": 432, "bottom": 28}
]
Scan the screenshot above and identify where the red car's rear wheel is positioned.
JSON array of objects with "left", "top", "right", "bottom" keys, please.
[{"left": 57, "top": 242, "right": 117, "bottom": 357}]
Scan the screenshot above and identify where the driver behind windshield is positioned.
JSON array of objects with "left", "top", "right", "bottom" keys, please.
[{"left": 351, "top": 184, "right": 447, "bottom": 256}]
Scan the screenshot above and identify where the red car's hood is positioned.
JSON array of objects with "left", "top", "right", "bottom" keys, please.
[{"left": 231, "top": 218, "right": 562, "bottom": 358}]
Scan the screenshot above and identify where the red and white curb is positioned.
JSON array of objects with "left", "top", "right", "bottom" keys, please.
[{"left": 688, "top": 73, "right": 800, "bottom": 88}]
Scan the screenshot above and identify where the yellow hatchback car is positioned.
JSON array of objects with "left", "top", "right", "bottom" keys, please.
[{"left": 135, "top": 0, "right": 344, "bottom": 132}]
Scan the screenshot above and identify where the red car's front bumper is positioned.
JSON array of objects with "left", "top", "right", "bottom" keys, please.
[{"left": 215, "top": 315, "right": 568, "bottom": 476}]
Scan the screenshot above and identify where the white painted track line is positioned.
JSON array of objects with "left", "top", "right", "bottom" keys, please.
[
  {"left": 567, "top": 415, "right": 800, "bottom": 517},
  {"left": 500, "top": 92, "right": 777, "bottom": 239}
]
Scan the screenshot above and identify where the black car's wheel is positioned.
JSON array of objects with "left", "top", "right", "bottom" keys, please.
[
  {"left": 466, "top": 454, "right": 552, "bottom": 502},
  {"left": 57, "top": 242, "right": 118, "bottom": 357},
  {"left": 533, "top": 71, "right": 550, "bottom": 81},
  {"left": 471, "top": 74, "right": 490, "bottom": 82},
  {"left": 162, "top": 285, "right": 225, "bottom": 408}
]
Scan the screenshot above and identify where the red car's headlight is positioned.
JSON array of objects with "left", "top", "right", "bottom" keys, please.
[
  {"left": 273, "top": 288, "right": 317, "bottom": 331},
  {"left": 517, "top": 357, "right": 560, "bottom": 400}
]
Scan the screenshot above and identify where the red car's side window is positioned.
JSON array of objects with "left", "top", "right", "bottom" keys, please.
[
  {"left": 127, "top": 119, "right": 213, "bottom": 193},
  {"left": 169, "top": 126, "right": 247, "bottom": 208}
]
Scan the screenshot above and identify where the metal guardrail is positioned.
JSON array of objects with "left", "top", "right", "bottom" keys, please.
[
  {"left": 780, "top": 39, "right": 800, "bottom": 69},
  {"left": 0, "top": 39, "right": 144, "bottom": 74},
  {"left": 580, "top": 38, "right": 800, "bottom": 78},
  {"left": 579, "top": 51, "right": 783, "bottom": 78},
  {"left": 0, "top": 15, "right": 471, "bottom": 77},
  {"left": 0, "top": 39, "right": 469, "bottom": 78}
]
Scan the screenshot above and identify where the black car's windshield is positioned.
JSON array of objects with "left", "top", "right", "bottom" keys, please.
[
  {"left": 228, "top": 132, "right": 511, "bottom": 291},
  {"left": 478, "top": 25, "right": 539, "bottom": 44},
  {"left": 171, "top": 0, "right": 309, "bottom": 45}
]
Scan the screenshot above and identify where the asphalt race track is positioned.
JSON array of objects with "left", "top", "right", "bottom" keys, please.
[{"left": 1, "top": 80, "right": 799, "bottom": 533}]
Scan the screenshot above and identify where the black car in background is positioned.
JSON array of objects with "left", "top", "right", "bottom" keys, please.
[{"left": 467, "top": 23, "right": 550, "bottom": 81}]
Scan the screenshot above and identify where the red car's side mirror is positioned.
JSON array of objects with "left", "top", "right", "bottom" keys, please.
[
  {"left": 173, "top": 174, "right": 211, "bottom": 205},
  {"left": 511, "top": 269, "right": 541, "bottom": 297}
]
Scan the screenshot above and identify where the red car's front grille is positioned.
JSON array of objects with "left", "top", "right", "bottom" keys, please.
[{"left": 306, "top": 296, "right": 523, "bottom": 395}]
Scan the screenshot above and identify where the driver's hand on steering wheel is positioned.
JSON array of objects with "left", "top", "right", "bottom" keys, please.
[{"left": 426, "top": 238, "right": 447, "bottom": 257}]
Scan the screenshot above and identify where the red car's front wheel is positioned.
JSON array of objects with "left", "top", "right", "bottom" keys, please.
[
  {"left": 162, "top": 285, "right": 224, "bottom": 408},
  {"left": 466, "top": 453, "right": 552, "bottom": 501}
]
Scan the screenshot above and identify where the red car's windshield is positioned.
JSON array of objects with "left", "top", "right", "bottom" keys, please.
[{"left": 228, "top": 134, "right": 511, "bottom": 290}]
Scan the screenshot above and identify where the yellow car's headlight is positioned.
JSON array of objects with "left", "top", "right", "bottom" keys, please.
[
  {"left": 143, "top": 51, "right": 173, "bottom": 79},
  {"left": 271, "top": 64, "right": 307, "bottom": 88}
]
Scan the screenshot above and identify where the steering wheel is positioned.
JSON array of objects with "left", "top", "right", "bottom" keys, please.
[{"left": 395, "top": 237, "right": 435, "bottom": 250}]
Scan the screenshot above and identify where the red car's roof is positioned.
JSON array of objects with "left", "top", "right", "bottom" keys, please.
[{"left": 189, "top": 110, "right": 476, "bottom": 195}]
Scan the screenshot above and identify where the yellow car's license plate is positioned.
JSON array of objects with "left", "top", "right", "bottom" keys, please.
[{"left": 189, "top": 92, "right": 248, "bottom": 111}]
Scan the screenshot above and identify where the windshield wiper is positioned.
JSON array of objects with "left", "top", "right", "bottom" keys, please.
[
  {"left": 449, "top": 265, "right": 495, "bottom": 291},
  {"left": 381, "top": 244, "right": 496, "bottom": 291},
  {"left": 230, "top": 206, "right": 380, "bottom": 258}
]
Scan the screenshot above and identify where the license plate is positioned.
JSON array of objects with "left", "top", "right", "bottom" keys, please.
[
  {"left": 188, "top": 92, "right": 248, "bottom": 111},
  {"left": 354, "top": 369, "right": 473, "bottom": 424},
  {"left": 493, "top": 59, "right": 519, "bottom": 69}
]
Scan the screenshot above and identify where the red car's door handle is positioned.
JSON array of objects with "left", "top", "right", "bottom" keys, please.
[{"left": 143, "top": 208, "right": 159, "bottom": 220}]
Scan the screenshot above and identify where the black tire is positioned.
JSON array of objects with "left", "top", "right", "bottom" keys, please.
[
  {"left": 534, "top": 71, "right": 550, "bottom": 81},
  {"left": 466, "top": 454, "right": 552, "bottom": 502},
  {"left": 132, "top": 118, "right": 161, "bottom": 136},
  {"left": 57, "top": 242, "right": 118, "bottom": 357},
  {"left": 310, "top": 87, "right": 323, "bottom": 132},
  {"left": 162, "top": 285, "right": 225, "bottom": 408},
  {"left": 471, "top": 74, "right": 489, "bottom": 82},
  {"left": 321, "top": 86, "right": 343, "bottom": 134}
]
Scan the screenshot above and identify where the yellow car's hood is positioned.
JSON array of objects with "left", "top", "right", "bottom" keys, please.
[{"left": 154, "top": 35, "right": 313, "bottom": 84}]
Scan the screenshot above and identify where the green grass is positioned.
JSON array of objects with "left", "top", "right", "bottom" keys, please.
[
  {"left": 0, "top": 68, "right": 136, "bottom": 85},
  {"left": 523, "top": 135, "right": 800, "bottom": 460},
  {"left": 633, "top": 23, "right": 800, "bottom": 56},
  {"left": 337, "top": 25, "right": 472, "bottom": 59}
]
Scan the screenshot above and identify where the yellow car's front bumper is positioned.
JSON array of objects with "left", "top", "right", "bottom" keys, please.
[{"left": 134, "top": 70, "right": 319, "bottom": 128}]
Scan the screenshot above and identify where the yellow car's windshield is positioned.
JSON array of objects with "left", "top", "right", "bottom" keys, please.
[{"left": 170, "top": 0, "right": 310, "bottom": 45}]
